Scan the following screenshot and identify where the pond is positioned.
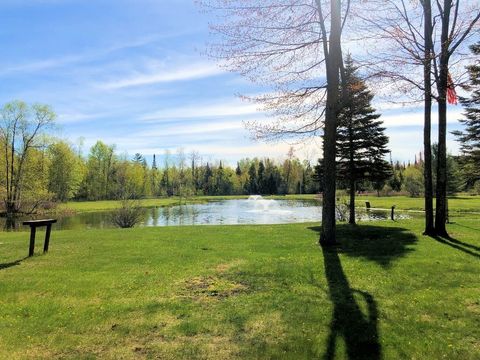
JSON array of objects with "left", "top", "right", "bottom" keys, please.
[{"left": 1, "top": 197, "right": 411, "bottom": 231}]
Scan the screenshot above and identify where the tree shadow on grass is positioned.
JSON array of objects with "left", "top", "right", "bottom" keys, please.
[
  {"left": 431, "top": 235, "right": 480, "bottom": 259},
  {"left": 309, "top": 224, "right": 418, "bottom": 360},
  {"left": 448, "top": 222, "right": 480, "bottom": 233},
  {"left": 0, "top": 257, "right": 26, "bottom": 271}
]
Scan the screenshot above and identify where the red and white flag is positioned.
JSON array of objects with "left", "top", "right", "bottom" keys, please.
[{"left": 447, "top": 73, "right": 458, "bottom": 105}]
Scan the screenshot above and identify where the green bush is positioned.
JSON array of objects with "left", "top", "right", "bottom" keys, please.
[{"left": 402, "top": 167, "right": 424, "bottom": 197}]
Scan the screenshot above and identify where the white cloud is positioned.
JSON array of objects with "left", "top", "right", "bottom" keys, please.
[
  {"left": 136, "top": 120, "right": 245, "bottom": 137},
  {"left": 0, "top": 33, "right": 180, "bottom": 76},
  {"left": 98, "top": 62, "right": 224, "bottom": 90},
  {"left": 0, "top": 55, "right": 86, "bottom": 75},
  {"left": 57, "top": 111, "right": 110, "bottom": 124},
  {"left": 140, "top": 100, "right": 261, "bottom": 121},
  {"left": 381, "top": 108, "right": 464, "bottom": 127}
]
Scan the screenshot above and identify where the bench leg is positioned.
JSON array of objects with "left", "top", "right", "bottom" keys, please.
[
  {"left": 29, "top": 227, "right": 36, "bottom": 257},
  {"left": 44, "top": 224, "right": 52, "bottom": 253}
]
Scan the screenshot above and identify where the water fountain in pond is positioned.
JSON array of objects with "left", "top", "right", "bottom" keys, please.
[{"left": 247, "top": 195, "right": 289, "bottom": 213}]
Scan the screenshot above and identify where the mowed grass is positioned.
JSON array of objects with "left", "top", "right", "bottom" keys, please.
[
  {"left": 0, "top": 216, "right": 479, "bottom": 359},
  {"left": 354, "top": 195, "right": 480, "bottom": 214}
]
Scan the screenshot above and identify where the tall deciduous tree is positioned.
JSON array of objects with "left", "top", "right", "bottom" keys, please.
[
  {"left": 200, "top": 0, "right": 351, "bottom": 245},
  {"left": 434, "top": 1, "right": 479, "bottom": 236},
  {"left": 84, "top": 141, "right": 116, "bottom": 200},
  {"left": 360, "top": 0, "right": 479, "bottom": 236},
  {"left": 0, "top": 101, "right": 55, "bottom": 216},
  {"left": 421, "top": 0, "right": 436, "bottom": 235},
  {"left": 336, "top": 58, "right": 391, "bottom": 224},
  {"left": 319, "top": 0, "right": 344, "bottom": 246}
]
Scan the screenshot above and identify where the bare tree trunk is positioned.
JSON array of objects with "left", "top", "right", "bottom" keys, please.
[
  {"left": 435, "top": 95, "right": 448, "bottom": 236},
  {"left": 320, "top": 0, "right": 342, "bottom": 246},
  {"left": 422, "top": 0, "right": 435, "bottom": 236},
  {"left": 435, "top": 0, "right": 452, "bottom": 237}
]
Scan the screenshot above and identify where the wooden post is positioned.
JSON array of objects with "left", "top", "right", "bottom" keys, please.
[
  {"left": 44, "top": 224, "right": 52, "bottom": 253},
  {"left": 391, "top": 206, "right": 396, "bottom": 221},
  {"left": 23, "top": 219, "right": 57, "bottom": 257},
  {"left": 28, "top": 226, "right": 36, "bottom": 257}
]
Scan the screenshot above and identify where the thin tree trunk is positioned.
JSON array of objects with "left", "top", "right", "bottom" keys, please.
[
  {"left": 320, "top": 0, "right": 342, "bottom": 246},
  {"left": 423, "top": 0, "right": 435, "bottom": 235}
]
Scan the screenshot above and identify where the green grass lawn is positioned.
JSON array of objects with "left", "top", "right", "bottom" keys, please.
[{"left": 1, "top": 216, "right": 479, "bottom": 359}]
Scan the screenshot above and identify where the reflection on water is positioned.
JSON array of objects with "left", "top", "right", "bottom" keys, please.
[{"left": 1, "top": 199, "right": 412, "bottom": 231}]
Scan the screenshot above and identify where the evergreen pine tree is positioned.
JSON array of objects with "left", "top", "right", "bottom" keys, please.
[
  {"left": 313, "top": 158, "right": 325, "bottom": 193},
  {"left": 257, "top": 161, "right": 266, "bottom": 194},
  {"left": 235, "top": 162, "right": 242, "bottom": 176},
  {"left": 204, "top": 163, "right": 213, "bottom": 195},
  {"left": 246, "top": 163, "right": 258, "bottom": 194},
  {"left": 133, "top": 153, "right": 144, "bottom": 164},
  {"left": 453, "top": 42, "right": 480, "bottom": 188},
  {"left": 336, "top": 57, "right": 391, "bottom": 223},
  {"left": 152, "top": 154, "right": 157, "bottom": 170}
]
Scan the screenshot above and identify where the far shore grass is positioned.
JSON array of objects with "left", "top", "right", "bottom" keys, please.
[
  {"left": 59, "top": 194, "right": 480, "bottom": 214},
  {"left": 1, "top": 216, "right": 479, "bottom": 359}
]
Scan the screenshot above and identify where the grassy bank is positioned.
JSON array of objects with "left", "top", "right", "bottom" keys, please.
[
  {"left": 1, "top": 217, "right": 479, "bottom": 359},
  {"left": 60, "top": 196, "right": 249, "bottom": 213},
  {"left": 60, "top": 194, "right": 480, "bottom": 214}
]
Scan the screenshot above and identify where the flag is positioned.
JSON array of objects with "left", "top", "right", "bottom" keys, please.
[{"left": 447, "top": 72, "right": 458, "bottom": 105}]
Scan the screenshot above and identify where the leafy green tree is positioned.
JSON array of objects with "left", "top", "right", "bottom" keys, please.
[
  {"left": 388, "top": 164, "right": 403, "bottom": 192},
  {"left": 48, "top": 141, "right": 84, "bottom": 201},
  {"left": 403, "top": 166, "right": 424, "bottom": 197},
  {"left": 213, "top": 165, "right": 234, "bottom": 195},
  {"left": 83, "top": 141, "right": 116, "bottom": 200},
  {"left": 336, "top": 58, "right": 391, "bottom": 223}
]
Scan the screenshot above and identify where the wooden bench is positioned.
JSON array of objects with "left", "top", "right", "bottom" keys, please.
[{"left": 23, "top": 219, "right": 57, "bottom": 257}]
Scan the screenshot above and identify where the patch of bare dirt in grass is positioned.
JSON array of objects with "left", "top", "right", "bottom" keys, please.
[
  {"left": 179, "top": 260, "right": 250, "bottom": 301},
  {"left": 466, "top": 300, "right": 480, "bottom": 314},
  {"left": 182, "top": 275, "right": 248, "bottom": 300}
]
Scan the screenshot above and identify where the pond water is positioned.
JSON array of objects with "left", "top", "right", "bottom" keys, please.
[{"left": 1, "top": 197, "right": 411, "bottom": 231}]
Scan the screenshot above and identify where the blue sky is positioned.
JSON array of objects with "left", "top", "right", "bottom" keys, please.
[{"left": 0, "top": 0, "right": 466, "bottom": 166}]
